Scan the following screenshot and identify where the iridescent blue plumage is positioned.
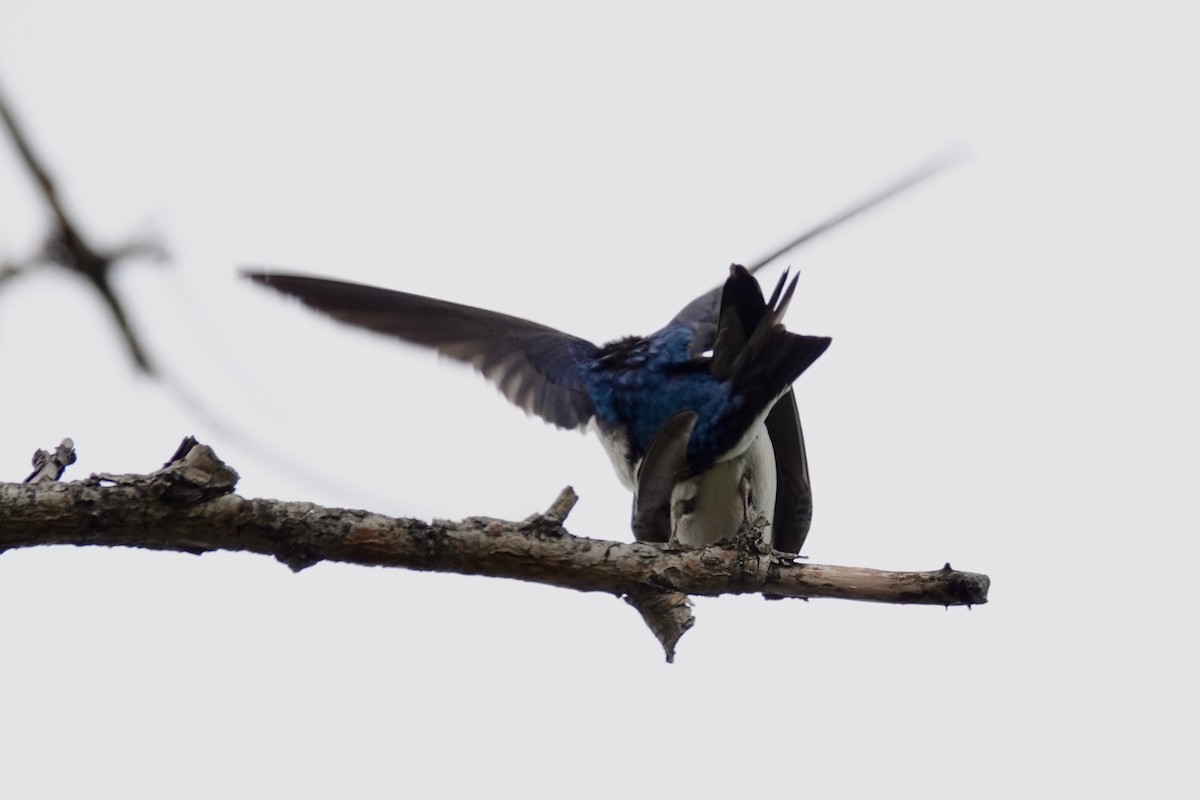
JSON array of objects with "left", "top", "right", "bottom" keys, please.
[
  {"left": 585, "top": 323, "right": 737, "bottom": 468},
  {"left": 582, "top": 267, "right": 829, "bottom": 486}
]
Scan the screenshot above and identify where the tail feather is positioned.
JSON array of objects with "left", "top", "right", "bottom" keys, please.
[{"left": 701, "top": 265, "right": 829, "bottom": 470}]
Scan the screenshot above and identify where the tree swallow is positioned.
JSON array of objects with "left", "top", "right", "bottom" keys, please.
[
  {"left": 244, "top": 260, "right": 827, "bottom": 553},
  {"left": 629, "top": 264, "right": 824, "bottom": 549},
  {"left": 246, "top": 157, "right": 954, "bottom": 552}
]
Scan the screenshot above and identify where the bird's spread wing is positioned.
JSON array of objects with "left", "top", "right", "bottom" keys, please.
[
  {"left": 246, "top": 272, "right": 600, "bottom": 430},
  {"left": 664, "top": 152, "right": 960, "bottom": 355}
]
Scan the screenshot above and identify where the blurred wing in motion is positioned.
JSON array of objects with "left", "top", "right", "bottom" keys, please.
[
  {"left": 667, "top": 150, "right": 962, "bottom": 356},
  {"left": 245, "top": 272, "right": 601, "bottom": 431}
]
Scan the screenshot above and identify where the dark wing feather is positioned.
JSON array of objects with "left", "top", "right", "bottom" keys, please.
[
  {"left": 665, "top": 153, "right": 959, "bottom": 354},
  {"left": 709, "top": 265, "right": 766, "bottom": 379},
  {"left": 764, "top": 390, "right": 813, "bottom": 554},
  {"left": 631, "top": 411, "right": 698, "bottom": 543},
  {"left": 246, "top": 272, "right": 599, "bottom": 430}
]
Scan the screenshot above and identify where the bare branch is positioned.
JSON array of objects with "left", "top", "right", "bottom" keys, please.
[
  {"left": 1, "top": 439, "right": 990, "bottom": 660},
  {"left": 0, "top": 259, "right": 27, "bottom": 287}
]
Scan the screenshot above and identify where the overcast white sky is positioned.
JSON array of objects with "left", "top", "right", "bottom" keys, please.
[{"left": 2, "top": 2, "right": 1198, "bottom": 797}]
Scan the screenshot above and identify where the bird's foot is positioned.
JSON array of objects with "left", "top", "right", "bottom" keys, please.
[
  {"left": 738, "top": 474, "right": 753, "bottom": 523},
  {"left": 664, "top": 521, "right": 685, "bottom": 550}
]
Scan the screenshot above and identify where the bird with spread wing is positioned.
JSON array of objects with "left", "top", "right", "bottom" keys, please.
[{"left": 247, "top": 157, "right": 953, "bottom": 553}]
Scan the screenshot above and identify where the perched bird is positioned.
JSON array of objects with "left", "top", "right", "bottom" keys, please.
[
  {"left": 630, "top": 264, "right": 824, "bottom": 548},
  {"left": 247, "top": 157, "right": 954, "bottom": 552},
  {"left": 247, "top": 263, "right": 827, "bottom": 551}
]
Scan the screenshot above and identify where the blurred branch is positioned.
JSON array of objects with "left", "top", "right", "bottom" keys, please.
[
  {"left": 1, "top": 260, "right": 26, "bottom": 287},
  {"left": 0, "top": 78, "right": 313, "bottom": 489},
  {"left": 0, "top": 77, "right": 166, "bottom": 373},
  {"left": 1, "top": 438, "right": 990, "bottom": 662}
]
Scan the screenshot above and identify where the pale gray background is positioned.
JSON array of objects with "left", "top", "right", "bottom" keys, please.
[{"left": 2, "top": 2, "right": 1197, "bottom": 797}]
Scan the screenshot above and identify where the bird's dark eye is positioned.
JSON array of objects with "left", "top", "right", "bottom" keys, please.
[{"left": 680, "top": 497, "right": 697, "bottom": 516}]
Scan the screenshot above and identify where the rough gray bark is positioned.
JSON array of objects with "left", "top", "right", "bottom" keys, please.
[{"left": 1, "top": 438, "right": 990, "bottom": 661}]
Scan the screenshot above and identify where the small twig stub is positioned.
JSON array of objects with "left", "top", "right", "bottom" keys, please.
[{"left": 24, "top": 437, "right": 76, "bottom": 483}]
